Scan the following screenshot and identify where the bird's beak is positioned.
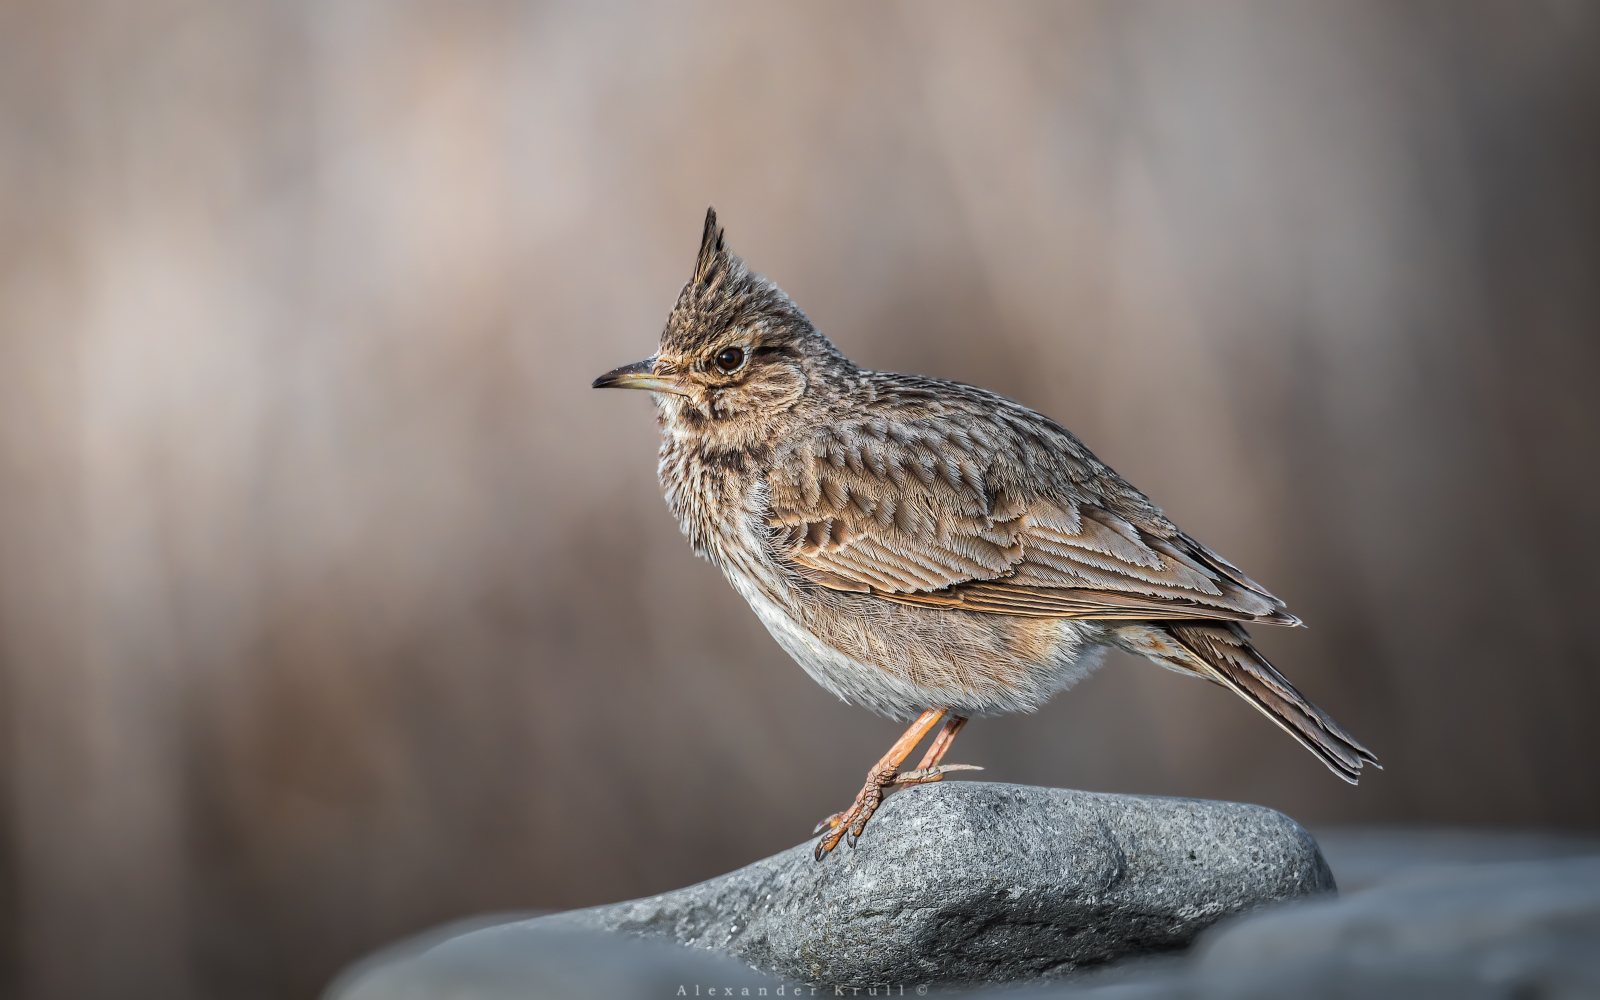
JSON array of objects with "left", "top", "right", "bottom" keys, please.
[{"left": 591, "top": 358, "right": 686, "bottom": 395}]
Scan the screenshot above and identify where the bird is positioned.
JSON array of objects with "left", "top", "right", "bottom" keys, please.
[{"left": 594, "top": 208, "right": 1377, "bottom": 860}]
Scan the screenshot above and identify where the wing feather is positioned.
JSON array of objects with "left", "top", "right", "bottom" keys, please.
[{"left": 768, "top": 389, "right": 1299, "bottom": 627}]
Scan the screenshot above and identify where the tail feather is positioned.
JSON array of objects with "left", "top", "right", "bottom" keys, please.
[{"left": 1165, "top": 623, "right": 1379, "bottom": 784}]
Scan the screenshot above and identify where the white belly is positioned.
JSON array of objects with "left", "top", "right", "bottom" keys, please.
[
  {"left": 729, "top": 569, "right": 1108, "bottom": 720},
  {"left": 739, "top": 582, "right": 941, "bottom": 718}
]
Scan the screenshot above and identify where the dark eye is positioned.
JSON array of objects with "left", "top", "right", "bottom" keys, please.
[{"left": 714, "top": 346, "right": 745, "bottom": 372}]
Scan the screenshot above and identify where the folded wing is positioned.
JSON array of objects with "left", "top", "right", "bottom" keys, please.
[{"left": 766, "top": 408, "right": 1298, "bottom": 626}]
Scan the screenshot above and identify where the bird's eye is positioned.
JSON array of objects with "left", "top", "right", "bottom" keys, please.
[{"left": 714, "top": 346, "right": 745, "bottom": 372}]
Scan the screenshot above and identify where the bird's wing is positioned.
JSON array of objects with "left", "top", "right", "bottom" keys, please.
[{"left": 765, "top": 403, "right": 1297, "bottom": 625}]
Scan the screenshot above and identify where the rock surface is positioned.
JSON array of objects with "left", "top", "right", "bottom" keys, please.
[
  {"left": 330, "top": 922, "right": 777, "bottom": 1000},
  {"left": 539, "top": 783, "right": 1332, "bottom": 987},
  {"left": 1044, "top": 855, "right": 1600, "bottom": 999},
  {"left": 324, "top": 807, "right": 1600, "bottom": 1000},
  {"left": 1310, "top": 825, "right": 1600, "bottom": 893}
]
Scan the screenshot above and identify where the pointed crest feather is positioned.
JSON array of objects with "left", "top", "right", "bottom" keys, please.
[{"left": 694, "top": 206, "right": 726, "bottom": 285}]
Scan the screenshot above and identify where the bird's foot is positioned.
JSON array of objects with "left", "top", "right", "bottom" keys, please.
[
  {"left": 811, "top": 763, "right": 982, "bottom": 860},
  {"left": 813, "top": 767, "right": 891, "bottom": 860},
  {"left": 890, "top": 763, "right": 982, "bottom": 786}
]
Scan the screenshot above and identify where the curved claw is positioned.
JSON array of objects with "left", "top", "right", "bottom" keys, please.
[{"left": 814, "top": 819, "right": 849, "bottom": 861}]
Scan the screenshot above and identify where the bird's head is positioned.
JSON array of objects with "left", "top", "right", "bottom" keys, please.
[{"left": 593, "top": 208, "right": 847, "bottom": 448}]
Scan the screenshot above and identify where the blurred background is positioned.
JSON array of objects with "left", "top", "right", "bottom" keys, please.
[{"left": 1, "top": 1, "right": 1597, "bottom": 997}]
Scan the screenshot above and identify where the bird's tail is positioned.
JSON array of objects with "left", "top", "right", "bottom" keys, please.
[{"left": 1158, "top": 623, "right": 1379, "bottom": 784}]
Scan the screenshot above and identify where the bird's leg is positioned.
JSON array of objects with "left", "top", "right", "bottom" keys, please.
[
  {"left": 813, "top": 708, "right": 945, "bottom": 859},
  {"left": 814, "top": 708, "right": 981, "bottom": 860},
  {"left": 890, "top": 714, "right": 977, "bottom": 786}
]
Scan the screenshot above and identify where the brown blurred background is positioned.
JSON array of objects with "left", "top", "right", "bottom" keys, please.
[{"left": 1, "top": 1, "right": 1597, "bottom": 997}]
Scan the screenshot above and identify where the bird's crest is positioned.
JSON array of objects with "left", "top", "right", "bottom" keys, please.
[{"left": 693, "top": 206, "right": 728, "bottom": 289}]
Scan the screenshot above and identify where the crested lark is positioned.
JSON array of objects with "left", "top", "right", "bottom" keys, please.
[{"left": 595, "top": 209, "right": 1377, "bottom": 860}]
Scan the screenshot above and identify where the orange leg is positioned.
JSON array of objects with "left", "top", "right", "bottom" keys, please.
[
  {"left": 893, "top": 714, "right": 970, "bottom": 785},
  {"left": 812, "top": 709, "right": 979, "bottom": 860}
]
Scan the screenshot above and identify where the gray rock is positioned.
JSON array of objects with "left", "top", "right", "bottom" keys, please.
[
  {"left": 324, "top": 818, "right": 1600, "bottom": 1000},
  {"left": 1042, "top": 855, "right": 1600, "bottom": 999},
  {"left": 1311, "top": 826, "right": 1600, "bottom": 893},
  {"left": 327, "top": 922, "right": 778, "bottom": 1000},
  {"left": 536, "top": 782, "right": 1335, "bottom": 988}
]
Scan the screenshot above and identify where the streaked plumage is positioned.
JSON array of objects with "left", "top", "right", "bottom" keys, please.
[{"left": 595, "top": 209, "right": 1377, "bottom": 856}]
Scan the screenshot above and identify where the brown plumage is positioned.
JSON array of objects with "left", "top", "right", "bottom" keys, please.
[{"left": 594, "top": 208, "right": 1377, "bottom": 858}]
